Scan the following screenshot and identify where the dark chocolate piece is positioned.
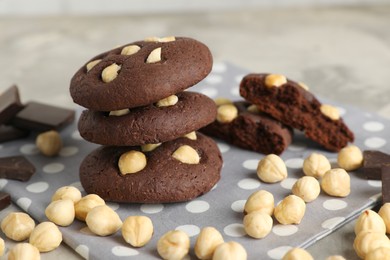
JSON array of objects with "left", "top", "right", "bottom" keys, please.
[
  {"left": 0, "top": 85, "right": 24, "bottom": 125},
  {"left": 0, "top": 156, "right": 36, "bottom": 181},
  {"left": 11, "top": 102, "right": 75, "bottom": 131},
  {"left": 381, "top": 165, "right": 390, "bottom": 203},
  {"left": 0, "top": 125, "right": 30, "bottom": 143},
  {"left": 200, "top": 101, "right": 293, "bottom": 155},
  {"left": 239, "top": 73, "right": 354, "bottom": 152},
  {"left": 0, "top": 192, "right": 11, "bottom": 211},
  {"left": 363, "top": 150, "right": 390, "bottom": 180}
]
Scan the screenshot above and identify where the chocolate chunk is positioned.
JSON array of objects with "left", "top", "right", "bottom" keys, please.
[
  {"left": 11, "top": 101, "right": 75, "bottom": 131},
  {"left": 0, "top": 156, "right": 36, "bottom": 181},
  {"left": 0, "top": 85, "right": 24, "bottom": 124},
  {"left": 0, "top": 125, "right": 30, "bottom": 143},
  {"left": 362, "top": 150, "right": 390, "bottom": 180},
  {"left": 0, "top": 192, "right": 11, "bottom": 211},
  {"left": 382, "top": 165, "right": 390, "bottom": 203}
]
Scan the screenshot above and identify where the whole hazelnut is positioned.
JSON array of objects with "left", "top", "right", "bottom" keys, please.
[
  {"left": 337, "top": 145, "right": 363, "bottom": 171},
  {"left": 45, "top": 199, "right": 75, "bottom": 227},
  {"left": 354, "top": 209, "right": 386, "bottom": 235},
  {"left": 118, "top": 150, "right": 147, "bottom": 175},
  {"left": 257, "top": 154, "right": 288, "bottom": 183},
  {"left": 274, "top": 195, "right": 306, "bottom": 225},
  {"left": 29, "top": 222, "right": 62, "bottom": 252},
  {"left": 8, "top": 243, "right": 40, "bottom": 260},
  {"left": 86, "top": 205, "right": 122, "bottom": 236},
  {"left": 353, "top": 230, "right": 390, "bottom": 258},
  {"left": 302, "top": 153, "right": 331, "bottom": 178},
  {"left": 172, "top": 145, "right": 200, "bottom": 164},
  {"left": 51, "top": 186, "right": 82, "bottom": 203},
  {"left": 122, "top": 216, "right": 153, "bottom": 247},
  {"left": 1, "top": 212, "right": 35, "bottom": 241},
  {"left": 212, "top": 241, "right": 247, "bottom": 260},
  {"left": 379, "top": 203, "right": 390, "bottom": 234},
  {"left": 365, "top": 247, "right": 390, "bottom": 260},
  {"left": 321, "top": 168, "right": 350, "bottom": 197},
  {"left": 74, "top": 194, "right": 105, "bottom": 221},
  {"left": 216, "top": 104, "right": 238, "bottom": 123},
  {"left": 243, "top": 211, "right": 273, "bottom": 239},
  {"left": 282, "top": 248, "right": 313, "bottom": 260},
  {"left": 36, "top": 130, "right": 62, "bottom": 157},
  {"left": 195, "top": 227, "right": 224, "bottom": 260},
  {"left": 157, "top": 230, "right": 190, "bottom": 260},
  {"left": 292, "top": 176, "right": 320, "bottom": 203},
  {"left": 244, "top": 190, "right": 274, "bottom": 215}
]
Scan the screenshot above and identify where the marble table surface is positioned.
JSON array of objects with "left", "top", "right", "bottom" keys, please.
[{"left": 1, "top": 5, "right": 390, "bottom": 259}]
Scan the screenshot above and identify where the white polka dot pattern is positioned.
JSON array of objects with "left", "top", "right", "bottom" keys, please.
[{"left": 0, "top": 63, "right": 388, "bottom": 260}]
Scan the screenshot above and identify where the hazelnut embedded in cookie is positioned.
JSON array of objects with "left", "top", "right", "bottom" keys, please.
[
  {"left": 264, "top": 74, "right": 287, "bottom": 88},
  {"left": 121, "top": 45, "right": 141, "bottom": 56},
  {"left": 118, "top": 150, "right": 147, "bottom": 174},
  {"left": 156, "top": 95, "right": 178, "bottom": 107},
  {"left": 101, "top": 63, "right": 121, "bottom": 83},
  {"left": 146, "top": 47, "right": 162, "bottom": 63},
  {"left": 86, "top": 59, "right": 102, "bottom": 72},
  {"left": 172, "top": 145, "right": 200, "bottom": 164},
  {"left": 320, "top": 104, "right": 340, "bottom": 121}
]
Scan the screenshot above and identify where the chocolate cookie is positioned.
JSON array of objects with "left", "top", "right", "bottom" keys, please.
[
  {"left": 78, "top": 91, "right": 217, "bottom": 146},
  {"left": 200, "top": 101, "right": 293, "bottom": 155},
  {"left": 79, "top": 132, "right": 222, "bottom": 203},
  {"left": 70, "top": 37, "right": 213, "bottom": 111},
  {"left": 240, "top": 73, "right": 354, "bottom": 151}
]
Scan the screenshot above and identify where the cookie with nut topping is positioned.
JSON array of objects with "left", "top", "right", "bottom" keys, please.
[
  {"left": 200, "top": 100, "right": 293, "bottom": 155},
  {"left": 78, "top": 91, "right": 217, "bottom": 146},
  {"left": 70, "top": 37, "right": 212, "bottom": 111},
  {"left": 239, "top": 73, "right": 354, "bottom": 151},
  {"left": 79, "top": 132, "right": 222, "bottom": 203}
]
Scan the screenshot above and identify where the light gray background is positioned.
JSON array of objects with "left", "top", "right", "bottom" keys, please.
[{"left": 1, "top": 4, "right": 390, "bottom": 259}]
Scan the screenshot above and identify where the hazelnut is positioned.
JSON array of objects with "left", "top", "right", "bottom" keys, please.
[
  {"left": 243, "top": 211, "right": 273, "bottom": 239},
  {"left": 118, "top": 150, "right": 147, "bottom": 175},
  {"left": 109, "top": 109, "right": 130, "bottom": 117},
  {"left": 298, "top": 82, "right": 309, "bottom": 91},
  {"left": 274, "top": 195, "right": 306, "bottom": 225},
  {"left": 195, "top": 227, "right": 224, "bottom": 260},
  {"left": 1, "top": 212, "right": 35, "bottom": 241},
  {"left": 282, "top": 248, "right": 313, "bottom": 260},
  {"left": 0, "top": 237, "right": 4, "bottom": 256},
  {"left": 265, "top": 74, "right": 287, "bottom": 88},
  {"left": 378, "top": 203, "right": 390, "bottom": 234},
  {"left": 45, "top": 199, "right": 75, "bottom": 227},
  {"left": 365, "top": 247, "right": 390, "bottom": 260},
  {"left": 29, "top": 222, "right": 62, "bottom": 252},
  {"left": 325, "top": 256, "right": 346, "bottom": 260},
  {"left": 8, "top": 243, "right": 40, "bottom": 260},
  {"left": 156, "top": 95, "right": 178, "bottom": 107},
  {"left": 101, "top": 63, "right": 121, "bottom": 83},
  {"left": 214, "top": 98, "right": 232, "bottom": 107},
  {"left": 86, "top": 59, "right": 101, "bottom": 72},
  {"left": 302, "top": 153, "right": 331, "bottom": 178},
  {"left": 51, "top": 186, "right": 82, "bottom": 203},
  {"left": 74, "top": 194, "right": 105, "bottom": 221},
  {"left": 144, "top": 36, "right": 175, "bottom": 42},
  {"left": 292, "top": 176, "right": 320, "bottom": 203},
  {"left": 320, "top": 104, "right": 340, "bottom": 121},
  {"left": 122, "top": 216, "right": 153, "bottom": 247},
  {"left": 36, "top": 130, "right": 62, "bottom": 157},
  {"left": 146, "top": 47, "right": 162, "bottom": 63},
  {"left": 353, "top": 230, "right": 390, "bottom": 259},
  {"left": 86, "top": 205, "right": 122, "bottom": 236},
  {"left": 216, "top": 104, "right": 238, "bottom": 123},
  {"left": 244, "top": 190, "right": 274, "bottom": 215},
  {"left": 121, "top": 45, "right": 141, "bottom": 55},
  {"left": 257, "top": 154, "right": 288, "bottom": 183},
  {"left": 355, "top": 209, "right": 386, "bottom": 235},
  {"left": 337, "top": 145, "right": 363, "bottom": 171},
  {"left": 321, "top": 168, "right": 350, "bottom": 197},
  {"left": 172, "top": 145, "right": 200, "bottom": 164},
  {"left": 183, "top": 131, "right": 197, "bottom": 140},
  {"left": 212, "top": 241, "right": 247, "bottom": 260},
  {"left": 247, "top": 104, "right": 260, "bottom": 114},
  {"left": 141, "top": 143, "right": 161, "bottom": 152},
  {"left": 157, "top": 230, "right": 190, "bottom": 260}
]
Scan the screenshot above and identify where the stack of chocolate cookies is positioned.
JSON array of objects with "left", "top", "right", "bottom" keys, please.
[{"left": 70, "top": 36, "right": 222, "bottom": 203}]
